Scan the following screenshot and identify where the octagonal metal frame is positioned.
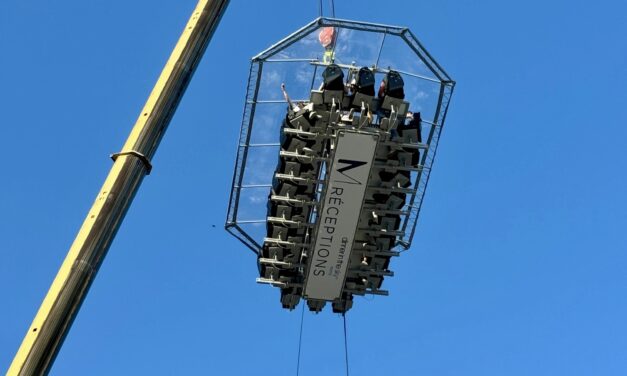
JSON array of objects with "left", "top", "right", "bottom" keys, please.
[{"left": 226, "top": 17, "right": 455, "bottom": 255}]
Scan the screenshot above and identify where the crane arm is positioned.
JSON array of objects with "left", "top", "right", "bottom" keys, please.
[{"left": 8, "top": 1, "right": 229, "bottom": 374}]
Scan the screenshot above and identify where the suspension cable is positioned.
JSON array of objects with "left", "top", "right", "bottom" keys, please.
[
  {"left": 318, "top": 0, "right": 336, "bottom": 18},
  {"left": 296, "top": 303, "right": 306, "bottom": 376},
  {"left": 343, "top": 313, "right": 350, "bottom": 376}
]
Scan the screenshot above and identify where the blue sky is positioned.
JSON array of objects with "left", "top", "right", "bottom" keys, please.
[{"left": 1, "top": 0, "right": 627, "bottom": 375}]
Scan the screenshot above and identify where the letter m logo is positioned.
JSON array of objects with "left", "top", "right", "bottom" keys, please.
[{"left": 335, "top": 159, "right": 368, "bottom": 185}]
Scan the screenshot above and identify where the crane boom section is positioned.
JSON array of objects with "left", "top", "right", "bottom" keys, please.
[{"left": 8, "top": 1, "right": 229, "bottom": 374}]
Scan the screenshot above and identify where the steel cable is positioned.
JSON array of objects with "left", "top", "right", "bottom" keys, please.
[
  {"left": 296, "top": 303, "right": 306, "bottom": 376},
  {"left": 343, "top": 313, "right": 350, "bottom": 376}
]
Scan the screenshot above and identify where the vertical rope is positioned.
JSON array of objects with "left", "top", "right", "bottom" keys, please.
[
  {"left": 343, "top": 314, "right": 350, "bottom": 376},
  {"left": 318, "top": 0, "right": 323, "bottom": 17},
  {"left": 330, "top": 0, "right": 336, "bottom": 18},
  {"left": 296, "top": 303, "right": 306, "bottom": 376}
]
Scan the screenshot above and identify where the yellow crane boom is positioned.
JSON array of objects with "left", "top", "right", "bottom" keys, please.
[{"left": 8, "top": 1, "right": 229, "bottom": 374}]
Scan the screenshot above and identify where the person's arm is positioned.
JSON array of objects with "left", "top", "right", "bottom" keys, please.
[{"left": 281, "top": 83, "right": 295, "bottom": 111}]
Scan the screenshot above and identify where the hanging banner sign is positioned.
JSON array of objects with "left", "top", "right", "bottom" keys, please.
[{"left": 304, "top": 131, "right": 379, "bottom": 301}]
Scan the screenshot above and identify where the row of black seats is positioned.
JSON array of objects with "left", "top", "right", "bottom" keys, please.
[
  {"left": 261, "top": 80, "right": 336, "bottom": 310},
  {"left": 341, "top": 111, "right": 425, "bottom": 296},
  {"left": 261, "top": 115, "right": 322, "bottom": 273},
  {"left": 320, "top": 64, "right": 406, "bottom": 117}
]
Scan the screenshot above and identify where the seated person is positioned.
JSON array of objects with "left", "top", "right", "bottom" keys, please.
[{"left": 378, "top": 70, "right": 405, "bottom": 100}]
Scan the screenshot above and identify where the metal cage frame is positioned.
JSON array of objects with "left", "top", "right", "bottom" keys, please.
[{"left": 226, "top": 17, "right": 455, "bottom": 255}]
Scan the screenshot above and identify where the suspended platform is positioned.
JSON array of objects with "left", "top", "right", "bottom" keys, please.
[{"left": 226, "top": 17, "right": 454, "bottom": 313}]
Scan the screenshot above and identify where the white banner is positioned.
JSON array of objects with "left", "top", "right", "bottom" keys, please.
[{"left": 304, "top": 131, "right": 378, "bottom": 301}]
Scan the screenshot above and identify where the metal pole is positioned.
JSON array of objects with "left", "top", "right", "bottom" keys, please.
[{"left": 7, "top": 1, "right": 229, "bottom": 374}]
